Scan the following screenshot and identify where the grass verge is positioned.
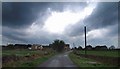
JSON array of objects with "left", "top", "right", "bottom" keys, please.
[
  {"left": 19, "top": 53, "right": 54, "bottom": 67},
  {"left": 69, "top": 52, "right": 114, "bottom": 67},
  {"left": 76, "top": 50, "right": 119, "bottom": 57}
]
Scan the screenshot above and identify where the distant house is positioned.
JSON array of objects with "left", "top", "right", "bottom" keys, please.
[
  {"left": 31, "top": 44, "right": 38, "bottom": 50},
  {"left": 64, "top": 44, "right": 70, "bottom": 51},
  {"left": 31, "top": 44, "right": 43, "bottom": 50},
  {"left": 85, "top": 45, "right": 92, "bottom": 50},
  {"left": 109, "top": 45, "right": 115, "bottom": 50},
  {"left": 38, "top": 46, "right": 43, "bottom": 50},
  {"left": 94, "top": 45, "right": 108, "bottom": 50},
  {"left": 42, "top": 46, "right": 51, "bottom": 50}
]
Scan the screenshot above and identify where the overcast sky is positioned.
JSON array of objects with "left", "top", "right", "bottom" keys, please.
[{"left": 2, "top": 2, "right": 119, "bottom": 48}]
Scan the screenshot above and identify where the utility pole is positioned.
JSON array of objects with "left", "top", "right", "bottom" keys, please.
[
  {"left": 84, "top": 26, "right": 87, "bottom": 57},
  {"left": 73, "top": 43, "right": 75, "bottom": 49}
]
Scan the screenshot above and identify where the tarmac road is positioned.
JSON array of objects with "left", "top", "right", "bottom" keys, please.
[{"left": 38, "top": 51, "right": 77, "bottom": 67}]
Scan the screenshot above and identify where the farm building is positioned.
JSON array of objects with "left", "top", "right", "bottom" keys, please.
[
  {"left": 31, "top": 44, "right": 43, "bottom": 50},
  {"left": 64, "top": 44, "right": 70, "bottom": 51}
]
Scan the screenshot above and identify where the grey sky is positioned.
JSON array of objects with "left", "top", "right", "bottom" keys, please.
[{"left": 2, "top": 2, "right": 118, "bottom": 48}]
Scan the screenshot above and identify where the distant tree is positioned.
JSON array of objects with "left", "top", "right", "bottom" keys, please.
[
  {"left": 7, "top": 44, "right": 14, "bottom": 49},
  {"left": 74, "top": 47, "right": 77, "bottom": 50},
  {"left": 109, "top": 45, "right": 115, "bottom": 50},
  {"left": 58, "top": 40, "right": 65, "bottom": 52},
  {"left": 51, "top": 39, "right": 65, "bottom": 52},
  {"left": 95, "top": 45, "right": 108, "bottom": 50},
  {"left": 102, "top": 45, "right": 108, "bottom": 50},
  {"left": 78, "top": 46, "right": 83, "bottom": 50},
  {"left": 86, "top": 45, "right": 92, "bottom": 50}
]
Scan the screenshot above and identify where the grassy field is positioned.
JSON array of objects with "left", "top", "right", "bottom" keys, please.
[
  {"left": 69, "top": 52, "right": 114, "bottom": 67},
  {"left": 3, "top": 53, "right": 54, "bottom": 67},
  {"left": 2, "top": 49, "right": 55, "bottom": 67},
  {"left": 2, "top": 49, "right": 45, "bottom": 56},
  {"left": 75, "top": 50, "right": 119, "bottom": 57}
]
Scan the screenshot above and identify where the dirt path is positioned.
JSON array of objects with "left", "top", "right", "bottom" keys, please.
[{"left": 38, "top": 51, "right": 77, "bottom": 67}]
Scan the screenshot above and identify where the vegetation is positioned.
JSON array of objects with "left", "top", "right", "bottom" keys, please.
[
  {"left": 72, "top": 50, "right": 119, "bottom": 67},
  {"left": 2, "top": 49, "right": 56, "bottom": 67},
  {"left": 75, "top": 50, "right": 119, "bottom": 57},
  {"left": 69, "top": 52, "right": 114, "bottom": 67},
  {"left": 51, "top": 39, "right": 65, "bottom": 52},
  {"left": 2, "top": 49, "right": 44, "bottom": 56},
  {"left": 2, "top": 39, "right": 67, "bottom": 67},
  {"left": 17, "top": 53, "right": 54, "bottom": 67}
]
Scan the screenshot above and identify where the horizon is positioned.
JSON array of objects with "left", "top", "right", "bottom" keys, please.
[{"left": 1, "top": 42, "right": 119, "bottom": 49}]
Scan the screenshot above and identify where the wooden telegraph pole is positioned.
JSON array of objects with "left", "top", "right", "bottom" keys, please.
[
  {"left": 84, "top": 26, "right": 87, "bottom": 57},
  {"left": 73, "top": 43, "right": 75, "bottom": 49}
]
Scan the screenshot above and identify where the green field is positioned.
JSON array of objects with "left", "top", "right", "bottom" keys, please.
[
  {"left": 69, "top": 52, "right": 114, "bottom": 67},
  {"left": 76, "top": 50, "right": 119, "bottom": 57},
  {"left": 2, "top": 49, "right": 45, "bottom": 56},
  {"left": 3, "top": 53, "right": 54, "bottom": 67},
  {"left": 2, "top": 49, "right": 55, "bottom": 67}
]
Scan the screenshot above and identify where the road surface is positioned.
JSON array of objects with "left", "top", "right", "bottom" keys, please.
[{"left": 38, "top": 51, "right": 77, "bottom": 67}]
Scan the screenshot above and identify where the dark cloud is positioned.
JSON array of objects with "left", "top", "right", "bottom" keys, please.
[
  {"left": 2, "top": 2, "right": 118, "bottom": 48},
  {"left": 2, "top": 2, "right": 87, "bottom": 29},
  {"left": 2, "top": 2, "right": 50, "bottom": 29},
  {"left": 65, "top": 2, "right": 118, "bottom": 37},
  {"left": 84, "top": 2, "right": 118, "bottom": 29},
  {"left": 118, "top": 2, "right": 120, "bottom": 37},
  {"left": 2, "top": 26, "right": 28, "bottom": 42},
  {"left": 49, "top": 2, "right": 87, "bottom": 12}
]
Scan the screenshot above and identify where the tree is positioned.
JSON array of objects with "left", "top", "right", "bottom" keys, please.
[
  {"left": 109, "top": 45, "right": 115, "bottom": 50},
  {"left": 52, "top": 39, "right": 65, "bottom": 52},
  {"left": 74, "top": 47, "right": 77, "bottom": 50},
  {"left": 78, "top": 46, "right": 83, "bottom": 50}
]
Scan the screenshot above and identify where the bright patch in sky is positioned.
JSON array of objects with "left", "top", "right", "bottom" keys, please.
[
  {"left": 43, "top": 2, "right": 97, "bottom": 34},
  {"left": 43, "top": 11, "right": 83, "bottom": 34},
  {"left": 26, "top": 2, "right": 97, "bottom": 35},
  {"left": 86, "top": 28, "right": 109, "bottom": 40}
]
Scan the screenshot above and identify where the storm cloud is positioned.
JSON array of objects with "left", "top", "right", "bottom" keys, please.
[
  {"left": 65, "top": 2, "right": 118, "bottom": 36},
  {"left": 84, "top": 2, "right": 118, "bottom": 29},
  {"left": 2, "top": 2, "right": 118, "bottom": 48}
]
